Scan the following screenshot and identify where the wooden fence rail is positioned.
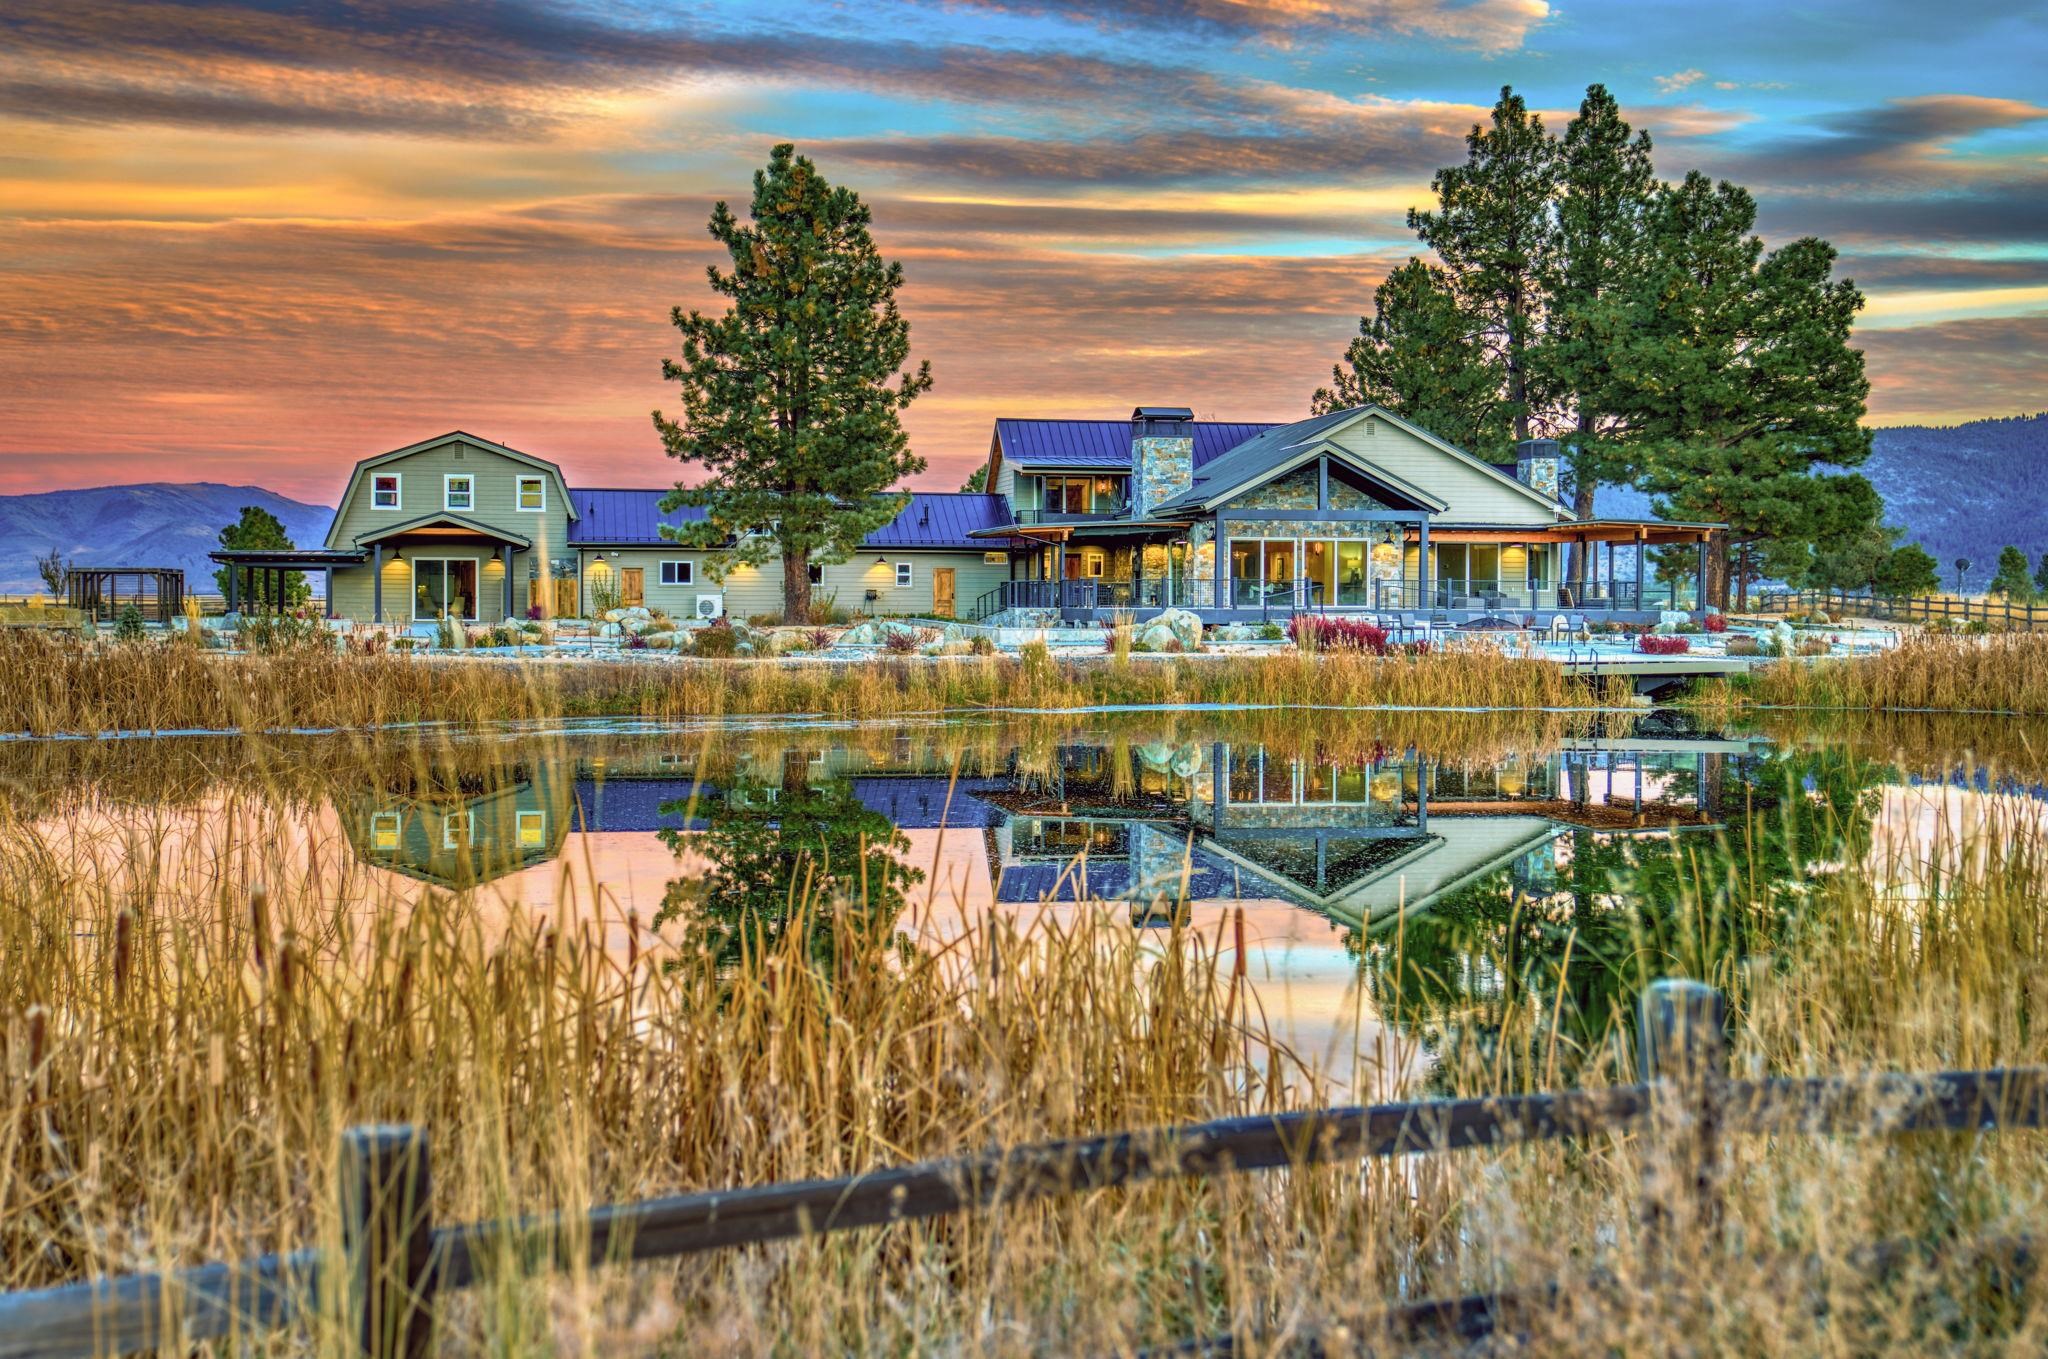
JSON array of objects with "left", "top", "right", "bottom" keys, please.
[
  {"left": 1758, "top": 588, "right": 2048, "bottom": 632},
  {"left": 4, "top": 981, "right": 2047, "bottom": 1359}
]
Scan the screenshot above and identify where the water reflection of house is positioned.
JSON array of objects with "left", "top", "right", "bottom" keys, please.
[
  {"left": 340, "top": 763, "right": 575, "bottom": 889},
  {"left": 980, "top": 739, "right": 1740, "bottom": 929}
]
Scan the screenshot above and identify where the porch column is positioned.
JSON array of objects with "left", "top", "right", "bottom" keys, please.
[
  {"left": 324, "top": 566, "right": 334, "bottom": 619},
  {"left": 502, "top": 545, "right": 514, "bottom": 620},
  {"left": 1636, "top": 531, "right": 1648, "bottom": 610},
  {"left": 1696, "top": 540, "right": 1708, "bottom": 610},
  {"left": 1416, "top": 517, "right": 1431, "bottom": 613},
  {"left": 226, "top": 562, "right": 238, "bottom": 613},
  {"left": 372, "top": 543, "right": 383, "bottom": 623}
]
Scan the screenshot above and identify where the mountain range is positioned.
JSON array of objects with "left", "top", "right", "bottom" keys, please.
[
  {"left": 1591, "top": 413, "right": 2048, "bottom": 589},
  {"left": 4, "top": 413, "right": 2043, "bottom": 595},
  {"left": 0, "top": 483, "right": 333, "bottom": 594}
]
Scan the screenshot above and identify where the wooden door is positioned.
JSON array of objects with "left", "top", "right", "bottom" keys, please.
[
  {"left": 620, "top": 567, "right": 644, "bottom": 608},
  {"left": 932, "top": 567, "right": 956, "bottom": 618}
]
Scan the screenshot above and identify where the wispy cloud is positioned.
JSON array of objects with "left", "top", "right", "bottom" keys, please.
[{"left": 1654, "top": 69, "right": 1706, "bottom": 94}]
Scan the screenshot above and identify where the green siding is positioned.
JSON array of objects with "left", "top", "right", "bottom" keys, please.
[
  {"left": 1325, "top": 417, "right": 1560, "bottom": 526},
  {"left": 581, "top": 549, "right": 1007, "bottom": 622}
]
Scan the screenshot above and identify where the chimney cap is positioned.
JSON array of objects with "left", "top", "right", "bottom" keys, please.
[
  {"left": 1132, "top": 405, "right": 1194, "bottom": 421},
  {"left": 1515, "top": 437, "right": 1561, "bottom": 458}
]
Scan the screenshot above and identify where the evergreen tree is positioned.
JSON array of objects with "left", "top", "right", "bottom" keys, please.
[
  {"left": 1544, "top": 85, "right": 1656, "bottom": 585},
  {"left": 1311, "top": 258, "right": 1507, "bottom": 452},
  {"left": 1408, "top": 86, "right": 1559, "bottom": 450},
  {"left": 959, "top": 465, "right": 988, "bottom": 492},
  {"left": 1874, "top": 543, "right": 1940, "bottom": 597},
  {"left": 1609, "top": 173, "right": 1871, "bottom": 608},
  {"left": 2034, "top": 550, "right": 2048, "bottom": 597},
  {"left": 1798, "top": 488, "right": 1892, "bottom": 591},
  {"left": 212, "top": 505, "right": 308, "bottom": 608},
  {"left": 654, "top": 144, "right": 932, "bottom": 620},
  {"left": 1987, "top": 544, "right": 2036, "bottom": 601}
]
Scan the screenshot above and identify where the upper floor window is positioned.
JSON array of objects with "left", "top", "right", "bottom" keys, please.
[
  {"left": 372, "top": 473, "right": 401, "bottom": 509},
  {"left": 444, "top": 474, "right": 474, "bottom": 511},
  {"left": 516, "top": 475, "right": 545, "bottom": 511},
  {"left": 1041, "top": 475, "right": 1123, "bottom": 514}
]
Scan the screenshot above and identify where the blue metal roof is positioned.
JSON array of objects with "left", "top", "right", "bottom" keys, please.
[
  {"left": 865, "top": 493, "right": 1012, "bottom": 549},
  {"left": 567, "top": 489, "right": 706, "bottom": 546},
  {"left": 993, "top": 419, "right": 1280, "bottom": 470},
  {"left": 569, "top": 489, "right": 1006, "bottom": 551},
  {"left": 568, "top": 776, "right": 1003, "bottom": 832}
]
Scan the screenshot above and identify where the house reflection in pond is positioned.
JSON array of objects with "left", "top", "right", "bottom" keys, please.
[{"left": 335, "top": 734, "right": 1750, "bottom": 927}]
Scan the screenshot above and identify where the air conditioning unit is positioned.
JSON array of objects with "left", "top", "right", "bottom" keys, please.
[{"left": 695, "top": 595, "right": 723, "bottom": 620}]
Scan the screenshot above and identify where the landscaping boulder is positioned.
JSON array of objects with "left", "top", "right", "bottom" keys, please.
[
  {"left": 1658, "top": 609, "right": 1690, "bottom": 630},
  {"left": 642, "top": 631, "right": 677, "bottom": 650},
  {"left": 1211, "top": 623, "right": 1258, "bottom": 643},
  {"left": 1142, "top": 608, "right": 1204, "bottom": 651},
  {"left": 597, "top": 621, "right": 624, "bottom": 638},
  {"left": 839, "top": 619, "right": 925, "bottom": 647}
]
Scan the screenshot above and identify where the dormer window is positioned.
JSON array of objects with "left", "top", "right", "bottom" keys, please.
[
  {"left": 444, "top": 474, "right": 474, "bottom": 511},
  {"left": 372, "top": 473, "right": 400, "bottom": 509}
]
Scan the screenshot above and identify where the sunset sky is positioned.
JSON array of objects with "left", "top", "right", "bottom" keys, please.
[{"left": 2, "top": 0, "right": 2044, "bottom": 503}]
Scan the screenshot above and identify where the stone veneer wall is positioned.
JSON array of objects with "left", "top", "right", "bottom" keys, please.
[{"left": 1132, "top": 436, "right": 1193, "bottom": 516}]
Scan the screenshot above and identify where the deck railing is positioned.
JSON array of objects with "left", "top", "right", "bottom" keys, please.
[
  {"left": 6, "top": 980, "right": 2048, "bottom": 1358},
  {"left": 1372, "top": 577, "right": 1699, "bottom": 615}
]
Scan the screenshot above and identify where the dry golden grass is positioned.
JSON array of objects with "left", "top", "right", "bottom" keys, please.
[
  {"left": 6, "top": 724, "right": 2048, "bottom": 1354},
  {"left": 0, "top": 631, "right": 1615, "bottom": 737},
  {"left": 1711, "top": 631, "right": 2048, "bottom": 716}
]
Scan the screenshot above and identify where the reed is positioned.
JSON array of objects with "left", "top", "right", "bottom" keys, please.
[
  {"left": 5, "top": 728, "right": 2048, "bottom": 1354},
  {"left": 1, "top": 631, "right": 1605, "bottom": 737},
  {"left": 1698, "top": 630, "right": 2048, "bottom": 716}
]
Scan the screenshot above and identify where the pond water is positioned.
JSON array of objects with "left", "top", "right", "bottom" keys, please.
[{"left": 7, "top": 706, "right": 2044, "bottom": 1100}]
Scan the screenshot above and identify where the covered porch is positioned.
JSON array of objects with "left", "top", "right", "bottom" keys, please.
[
  {"left": 351, "top": 513, "right": 532, "bottom": 625},
  {"left": 208, "top": 548, "right": 367, "bottom": 618}
]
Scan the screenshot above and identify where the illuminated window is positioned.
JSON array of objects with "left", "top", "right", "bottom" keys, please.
[
  {"left": 444, "top": 474, "right": 473, "bottom": 511},
  {"left": 371, "top": 812, "right": 401, "bottom": 851},
  {"left": 516, "top": 810, "right": 546, "bottom": 848},
  {"left": 516, "top": 475, "right": 545, "bottom": 511},
  {"left": 372, "top": 474, "right": 401, "bottom": 509}
]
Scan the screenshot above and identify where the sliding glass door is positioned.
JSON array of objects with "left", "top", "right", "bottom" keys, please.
[{"left": 412, "top": 557, "right": 479, "bottom": 620}]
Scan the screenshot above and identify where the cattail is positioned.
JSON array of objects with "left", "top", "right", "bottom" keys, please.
[
  {"left": 248, "top": 884, "right": 269, "bottom": 972},
  {"left": 626, "top": 909, "right": 641, "bottom": 974},
  {"left": 112, "top": 908, "right": 134, "bottom": 1001},
  {"left": 25, "top": 1004, "right": 48, "bottom": 1092}
]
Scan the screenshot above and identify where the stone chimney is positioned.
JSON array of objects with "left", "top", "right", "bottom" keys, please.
[
  {"left": 1130, "top": 406, "right": 1195, "bottom": 517},
  {"left": 1514, "top": 437, "right": 1562, "bottom": 502}
]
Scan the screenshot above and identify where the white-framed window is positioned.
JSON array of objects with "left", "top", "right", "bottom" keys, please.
[
  {"left": 895, "top": 561, "right": 914, "bottom": 588},
  {"left": 372, "top": 473, "right": 401, "bottom": 509},
  {"left": 444, "top": 474, "right": 474, "bottom": 511},
  {"left": 515, "top": 475, "right": 545, "bottom": 511},
  {"left": 371, "top": 811, "right": 401, "bottom": 851},
  {"left": 807, "top": 564, "right": 823, "bottom": 584},
  {"left": 516, "top": 810, "right": 546, "bottom": 848},
  {"left": 442, "top": 810, "right": 475, "bottom": 850},
  {"left": 659, "top": 560, "right": 694, "bottom": 586},
  {"left": 1085, "top": 553, "right": 1105, "bottom": 578}
]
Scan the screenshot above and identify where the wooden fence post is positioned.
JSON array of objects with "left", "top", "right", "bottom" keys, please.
[
  {"left": 341, "top": 1125, "right": 436, "bottom": 1359},
  {"left": 1637, "top": 980, "right": 1727, "bottom": 1273}
]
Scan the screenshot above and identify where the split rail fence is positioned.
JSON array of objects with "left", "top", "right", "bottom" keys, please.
[
  {"left": 4, "top": 980, "right": 2047, "bottom": 1358},
  {"left": 1758, "top": 588, "right": 2048, "bottom": 632}
]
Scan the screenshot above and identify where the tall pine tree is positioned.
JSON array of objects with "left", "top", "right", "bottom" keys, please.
[
  {"left": 1311, "top": 258, "right": 1506, "bottom": 452},
  {"left": 1408, "top": 86, "right": 1559, "bottom": 450},
  {"left": 1608, "top": 172, "right": 1871, "bottom": 608},
  {"left": 1544, "top": 85, "right": 1656, "bottom": 586},
  {"left": 655, "top": 144, "right": 932, "bottom": 620}
]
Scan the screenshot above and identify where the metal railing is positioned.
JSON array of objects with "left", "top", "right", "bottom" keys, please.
[
  {"left": 1372, "top": 577, "right": 1700, "bottom": 615},
  {"left": 7, "top": 980, "right": 2048, "bottom": 1358}
]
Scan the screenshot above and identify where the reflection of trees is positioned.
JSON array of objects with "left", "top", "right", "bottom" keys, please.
[
  {"left": 1352, "top": 748, "right": 1890, "bottom": 1090},
  {"left": 654, "top": 761, "right": 922, "bottom": 975}
]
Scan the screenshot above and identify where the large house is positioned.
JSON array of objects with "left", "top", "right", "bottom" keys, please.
[{"left": 211, "top": 407, "right": 1715, "bottom": 627}]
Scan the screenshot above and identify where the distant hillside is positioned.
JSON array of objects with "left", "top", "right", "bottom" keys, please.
[
  {"left": 0, "top": 483, "right": 333, "bottom": 594},
  {"left": 1595, "top": 413, "right": 2048, "bottom": 589}
]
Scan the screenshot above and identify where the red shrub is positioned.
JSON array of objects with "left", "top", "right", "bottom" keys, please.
[
  {"left": 1288, "top": 615, "right": 1391, "bottom": 655},
  {"left": 1701, "top": 613, "right": 1728, "bottom": 633},
  {"left": 1636, "top": 634, "right": 1691, "bottom": 655}
]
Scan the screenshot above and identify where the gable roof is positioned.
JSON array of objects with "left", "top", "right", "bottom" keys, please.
[
  {"left": 993, "top": 418, "right": 1279, "bottom": 469},
  {"left": 352, "top": 510, "right": 531, "bottom": 548},
  {"left": 325, "top": 432, "right": 576, "bottom": 547},
  {"left": 1151, "top": 409, "right": 1449, "bottom": 515}
]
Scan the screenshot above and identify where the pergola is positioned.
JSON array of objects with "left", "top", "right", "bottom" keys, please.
[
  {"left": 66, "top": 567, "right": 186, "bottom": 624},
  {"left": 208, "top": 548, "right": 367, "bottom": 617}
]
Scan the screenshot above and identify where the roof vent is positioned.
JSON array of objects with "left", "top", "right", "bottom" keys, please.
[{"left": 919, "top": 505, "right": 930, "bottom": 526}]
